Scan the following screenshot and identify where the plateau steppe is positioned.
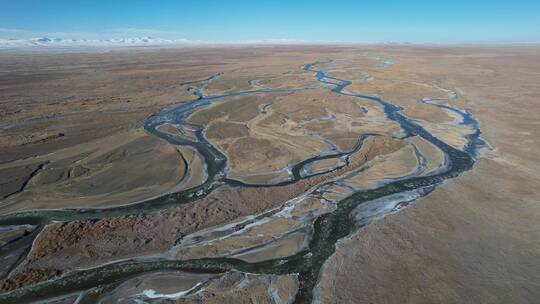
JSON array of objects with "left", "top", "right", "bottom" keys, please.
[{"left": 0, "top": 45, "right": 538, "bottom": 303}]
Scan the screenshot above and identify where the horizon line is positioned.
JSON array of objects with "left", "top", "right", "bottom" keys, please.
[{"left": 1, "top": 36, "right": 540, "bottom": 48}]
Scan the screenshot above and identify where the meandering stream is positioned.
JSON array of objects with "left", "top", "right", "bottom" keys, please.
[{"left": 0, "top": 58, "right": 488, "bottom": 303}]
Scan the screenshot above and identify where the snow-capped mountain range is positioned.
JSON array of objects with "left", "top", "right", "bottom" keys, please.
[
  {"left": 0, "top": 36, "right": 196, "bottom": 50},
  {"left": 0, "top": 37, "right": 356, "bottom": 51}
]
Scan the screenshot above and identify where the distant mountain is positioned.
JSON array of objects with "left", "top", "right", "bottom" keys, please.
[
  {"left": 0, "top": 37, "right": 187, "bottom": 49},
  {"left": 0, "top": 37, "right": 351, "bottom": 51}
]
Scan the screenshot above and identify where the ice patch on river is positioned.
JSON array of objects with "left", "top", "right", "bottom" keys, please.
[
  {"left": 351, "top": 186, "right": 435, "bottom": 229},
  {"left": 141, "top": 282, "right": 203, "bottom": 299}
]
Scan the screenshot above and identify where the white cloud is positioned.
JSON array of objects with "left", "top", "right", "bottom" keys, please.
[
  {"left": 0, "top": 27, "right": 185, "bottom": 40},
  {"left": 41, "top": 31, "right": 104, "bottom": 39},
  {"left": 0, "top": 27, "right": 29, "bottom": 33},
  {"left": 107, "top": 28, "right": 183, "bottom": 36}
]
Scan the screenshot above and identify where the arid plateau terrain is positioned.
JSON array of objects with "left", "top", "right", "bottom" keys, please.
[{"left": 0, "top": 45, "right": 539, "bottom": 303}]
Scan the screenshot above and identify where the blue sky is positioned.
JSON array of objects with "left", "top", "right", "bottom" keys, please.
[{"left": 1, "top": 0, "right": 539, "bottom": 43}]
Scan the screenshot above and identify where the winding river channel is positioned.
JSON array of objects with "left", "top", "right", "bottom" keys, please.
[{"left": 0, "top": 58, "right": 488, "bottom": 303}]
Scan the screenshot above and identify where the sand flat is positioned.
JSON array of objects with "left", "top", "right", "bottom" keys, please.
[{"left": 0, "top": 129, "right": 186, "bottom": 213}]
